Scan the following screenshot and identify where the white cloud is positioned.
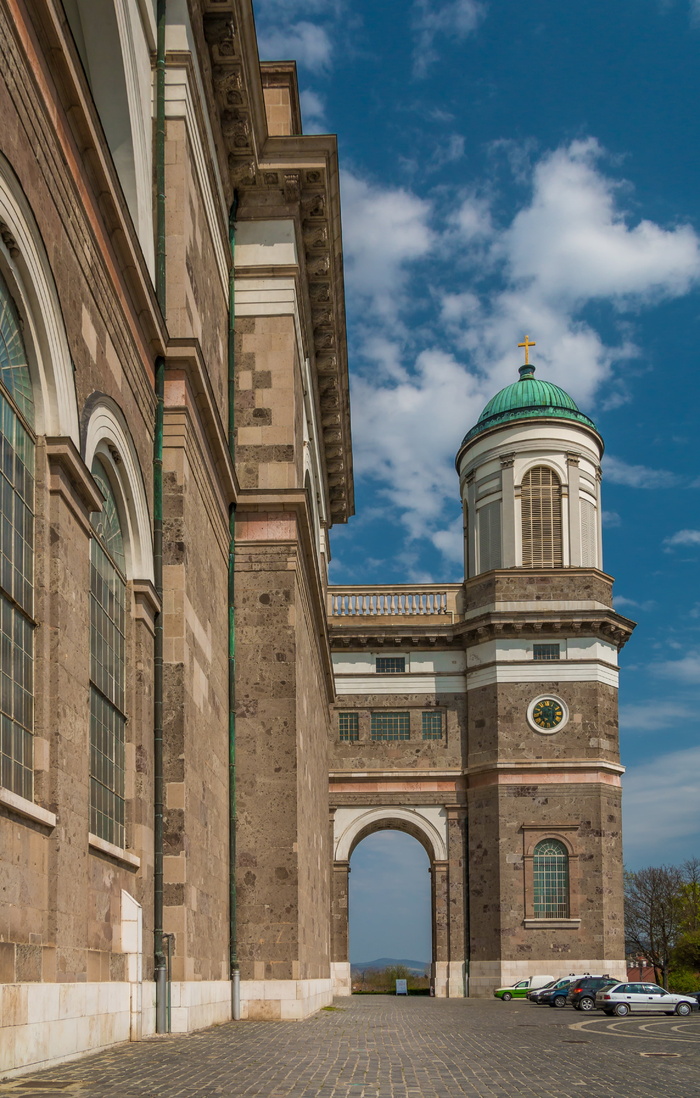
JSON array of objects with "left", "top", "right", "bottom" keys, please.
[
  {"left": 257, "top": 21, "right": 333, "bottom": 70},
  {"left": 613, "top": 596, "right": 655, "bottom": 612},
  {"left": 299, "top": 89, "right": 326, "bottom": 133},
  {"left": 663, "top": 528, "right": 700, "bottom": 549},
  {"left": 341, "top": 169, "right": 434, "bottom": 320},
  {"left": 342, "top": 141, "right": 700, "bottom": 570},
  {"left": 654, "top": 650, "right": 700, "bottom": 684},
  {"left": 623, "top": 745, "right": 700, "bottom": 867},
  {"left": 602, "top": 510, "right": 621, "bottom": 527},
  {"left": 503, "top": 139, "right": 700, "bottom": 306},
  {"left": 603, "top": 455, "right": 680, "bottom": 488},
  {"left": 412, "top": 0, "right": 485, "bottom": 76},
  {"left": 620, "top": 701, "right": 693, "bottom": 732}
]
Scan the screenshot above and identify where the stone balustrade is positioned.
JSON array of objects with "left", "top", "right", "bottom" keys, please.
[{"left": 328, "top": 584, "right": 463, "bottom": 621}]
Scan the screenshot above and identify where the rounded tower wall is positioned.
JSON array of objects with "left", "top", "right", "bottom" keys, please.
[{"left": 458, "top": 419, "right": 604, "bottom": 578}]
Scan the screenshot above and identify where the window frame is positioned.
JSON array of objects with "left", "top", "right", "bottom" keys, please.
[
  {"left": 375, "top": 656, "right": 406, "bottom": 674},
  {"left": 370, "top": 711, "right": 411, "bottom": 741},
  {"left": 0, "top": 270, "right": 36, "bottom": 802},
  {"left": 89, "top": 457, "right": 128, "bottom": 849},
  {"left": 520, "top": 464, "right": 563, "bottom": 568}
]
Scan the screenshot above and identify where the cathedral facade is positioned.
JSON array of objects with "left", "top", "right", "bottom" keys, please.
[{"left": 0, "top": 0, "right": 632, "bottom": 1079}]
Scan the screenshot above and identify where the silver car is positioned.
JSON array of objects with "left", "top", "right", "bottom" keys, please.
[{"left": 595, "top": 981, "right": 697, "bottom": 1017}]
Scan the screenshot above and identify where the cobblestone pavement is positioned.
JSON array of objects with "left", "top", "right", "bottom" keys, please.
[{"left": 2, "top": 996, "right": 700, "bottom": 1098}]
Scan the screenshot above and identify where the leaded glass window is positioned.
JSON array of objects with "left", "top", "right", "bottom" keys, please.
[
  {"left": 0, "top": 271, "right": 35, "bottom": 799},
  {"left": 421, "top": 711, "right": 443, "bottom": 740},
  {"left": 375, "top": 656, "right": 405, "bottom": 674},
  {"left": 533, "top": 838, "right": 569, "bottom": 918},
  {"left": 338, "top": 711, "right": 359, "bottom": 742},
  {"left": 371, "top": 712, "right": 410, "bottom": 741},
  {"left": 89, "top": 459, "right": 126, "bottom": 846},
  {"left": 521, "top": 466, "right": 563, "bottom": 567}
]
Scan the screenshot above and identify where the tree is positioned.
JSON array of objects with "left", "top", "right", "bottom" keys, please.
[{"left": 625, "top": 865, "right": 684, "bottom": 988}]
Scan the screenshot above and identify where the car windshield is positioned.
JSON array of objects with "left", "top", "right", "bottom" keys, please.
[
  {"left": 540, "top": 980, "right": 557, "bottom": 990},
  {"left": 554, "top": 979, "right": 572, "bottom": 989}
]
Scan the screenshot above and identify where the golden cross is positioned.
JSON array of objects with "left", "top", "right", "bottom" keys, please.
[{"left": 518, "top": 335, "right": 536, "bottom": 365}]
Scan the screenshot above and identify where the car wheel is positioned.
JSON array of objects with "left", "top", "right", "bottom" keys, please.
[
  {"left": 579, "top": 997, "right": 595, "bottom": 1011},
  {"left": 502, "top": 992, "right": 512, "bottom": 1001},
  {"left": 675, "top": 1001, "right": 691, "bottom": 1016},
  {"left": 553, "top": 997, "right": 567, "bottom": 1008},
  {"left": 613, "top": 1002, "right": 629, "bottom": 1016}
]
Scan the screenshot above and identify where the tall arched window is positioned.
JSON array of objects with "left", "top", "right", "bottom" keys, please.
[
  {"left": 533, "top": 839, "right": 569, "bottom": 918},
  {"left": 521, "top": 466, "right": 563, "bottom": 567},
  {"left": 0, "top": 270, "right": 35, "bottom": 799},
  {"left": 89, "top": 459, "right": 127, "bottom": 847}
]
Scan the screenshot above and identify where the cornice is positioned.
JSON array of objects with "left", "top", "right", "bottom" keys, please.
[
  {"left": 200, "top": 1, "right": 353, "bottom": 526},
  {"left": 328, "top": 605, "right": 635, "bottom": 652}
]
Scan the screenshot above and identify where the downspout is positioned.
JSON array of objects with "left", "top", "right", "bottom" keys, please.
[
  {"left": 227, "top": 191, "right": 240, "bottom": 1020},
  {"left": 154, "top": 0, "right": 167, "bottom": 1035}
]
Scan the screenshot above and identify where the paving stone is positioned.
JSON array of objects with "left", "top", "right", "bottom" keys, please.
[{"left": 1, "top": 997, "right": 700, "bottom": 1097}]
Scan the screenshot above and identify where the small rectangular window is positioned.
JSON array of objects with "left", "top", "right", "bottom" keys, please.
[
  {"left": 421, "top": 711, "right": 443, "bottom": 740},
  {"left": 338, "top": 712, "right": 359, "bottom": 742},
  {"left": 533, "top": 643, "right": 560, "bottom": 661},
  {"left": 375, "top": 656, "right": 406, "bottom": 674},
  {"left": 371, "top": 712, "right": 410, "bottom": 741}
]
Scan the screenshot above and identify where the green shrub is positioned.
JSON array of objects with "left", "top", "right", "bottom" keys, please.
[{"left": 668, "top": 967, "right": 699, "bottom": 995}]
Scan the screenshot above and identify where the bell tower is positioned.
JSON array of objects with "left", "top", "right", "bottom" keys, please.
[{"left": 455, "top": 341, "right": 634, "bottom": 995}]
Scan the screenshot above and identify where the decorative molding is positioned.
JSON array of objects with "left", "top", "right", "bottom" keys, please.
[
  {"left": 89, "top": 833, "right": 140, "bottom": 869},
  {"left": 0, "top": 786, "right": 56, "bottom": 828},
  {"left": 46, "top": 437, "right": 104, "bottom": 534}
]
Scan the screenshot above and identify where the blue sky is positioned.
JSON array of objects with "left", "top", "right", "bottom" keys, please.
[{"left": 254, "top": 0, "right": 700, "bottom": 961}]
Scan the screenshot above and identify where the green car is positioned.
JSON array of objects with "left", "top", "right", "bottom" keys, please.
[
  {"left": 494, "top": 979, "right": 532, "bottom": 1001},
  {"left": 494, "top": 976, "right": 554, "bottom": 1001}
]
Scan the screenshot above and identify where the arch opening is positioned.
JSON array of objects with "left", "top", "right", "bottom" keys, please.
[{"left": 348, "top": 828, "right": 432, "bottom": 995}]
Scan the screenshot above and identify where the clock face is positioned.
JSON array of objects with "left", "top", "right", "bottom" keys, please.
[
  {"left": 527, "top": 695, "right": 569, "bottom": 733},
  {"left": 532, "top": 698, "right": 564, "bottom": 729}
]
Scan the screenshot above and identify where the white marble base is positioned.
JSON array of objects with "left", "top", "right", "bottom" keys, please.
[
  {"left": 331, "top": 962, "right": 352, "bottom": 996},
  {"left": 169, "top": 980, "right": 232, "bottom": 1033},
  {"left": 432, "top": 961, "right": 467, "bottom": 998},
  {"left": 468, "top": 958, "right": 628, "bottom": 998},
  {"left": 0, "top": 981, "right": 132, "bottom": 1080},
  {"left": 240, "top": 977, "right": 334, "bottom": 1020}
]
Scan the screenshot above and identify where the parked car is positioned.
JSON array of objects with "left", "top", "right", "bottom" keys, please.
[
  {"left": 596, "top": 982, "right": 698, "bottom": 1016},
  {"left": 567, "top": 976, "right": 617, "bottom": 1011},
  {"left": 494, "top": 975, "right": 554, "bottom": 1001},
  {"left": 528, "top": 979, "right": 558, "bottom": 1003},
  {"left": 529, "top": 976, "right": 575, "bottom": 1005}
]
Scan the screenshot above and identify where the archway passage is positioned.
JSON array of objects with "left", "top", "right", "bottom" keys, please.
[
  {"left": 349, "top": 831, "right": 431, "bottom": 994},
  {"left": 330, "top": 806, "right": 467, "bottom": 998}
]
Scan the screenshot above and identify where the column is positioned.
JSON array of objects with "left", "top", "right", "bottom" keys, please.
[
  {"left": 331, "top": 860, "right": 351, "bottom": 995},
  {"left": 446, "top": 805, "right": 468, "bottom": 997},
  {"left": 432, "top": 860, "right": 449, "bottom": 996}
]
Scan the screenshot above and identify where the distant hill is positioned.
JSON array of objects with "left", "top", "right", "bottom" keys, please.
[{"left": 351, "top": 957, "right": 430, "bottom": 976}]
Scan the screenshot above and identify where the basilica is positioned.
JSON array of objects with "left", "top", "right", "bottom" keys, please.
[{"left": 0, "top": 0, "right": 633, "bottom": 1077}]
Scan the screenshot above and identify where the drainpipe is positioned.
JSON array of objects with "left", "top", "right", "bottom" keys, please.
[
  {"left": 228, "top": 192, "right": 240, "bottom": 1019},
  {"left": 154, "top": 0, "right": 167, "bottom": 1035}
]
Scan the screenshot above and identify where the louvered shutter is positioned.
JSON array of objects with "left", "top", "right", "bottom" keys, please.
[
  {"left": 521, "top": 467, "right": 563, "bottom": 567},
  {"left": 580, "top": 499, "right": 597, "bottom": 568},
  {"left": 479, "top": 500, "right": 502, "bottom": 572}
]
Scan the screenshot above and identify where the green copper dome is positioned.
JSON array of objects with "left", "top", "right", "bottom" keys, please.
[{"left": 460, "top": 363, "right": 598, "bottom": 447}]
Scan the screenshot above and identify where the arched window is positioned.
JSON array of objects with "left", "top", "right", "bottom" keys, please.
[
  {"left": 533, "top": 839, "right": 569, "bottom": 918},
  {"left": 0, "top": 270, "right": 35, "bottom": 799},
  {"left": 521, "top": 466, "right": 563, "bottom": 567},
  {"left": 89, "top": 459, "right": 127, "bottom": 847}
]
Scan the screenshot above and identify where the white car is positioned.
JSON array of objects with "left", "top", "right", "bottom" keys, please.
[{"left": 595, "top": 981, "right": 698, "bottom": 1016}]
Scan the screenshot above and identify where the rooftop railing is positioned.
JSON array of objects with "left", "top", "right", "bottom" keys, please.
[{"left": 328, "top": 584, "right": 463, "bottom": 622}]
